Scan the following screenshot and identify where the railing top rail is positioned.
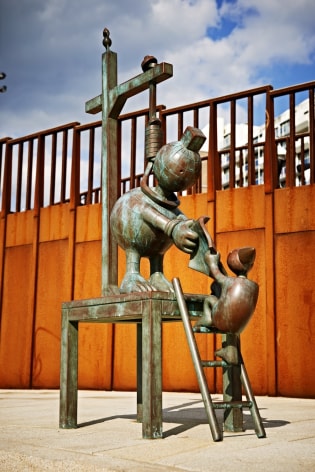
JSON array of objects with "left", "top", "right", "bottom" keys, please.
[
  {"left": 162, "top": 85, "right": 273, "bottom": 117},
  {"left": 162, "top": 99, "right": 211, "bottom": 116},
  {"left": 269, "top": 80, "right": 315, "bottom": 97},
  {"left": 118, "top": 105, "right": 165, "bottom": 121},
  {"left": 7, "top": 121, "right": 80, "bottom": 145},
  {"left": 73, "top": 106, "right": 165, "bottom": 132},
  {"left": 75, "top": 120, "right": 102, "bottom": 132},
  {"left": 218, "top": 139, "right": 266, "bottom": 154},
  {"left": 209, "top": 84, "right": 273, "bottom": 105}
]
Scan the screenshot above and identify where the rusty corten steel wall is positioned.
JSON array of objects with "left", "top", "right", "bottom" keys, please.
[
  {"left": 0, "top": 188, "right": 314, "bottom": 396},
  {"left": 0, "top": 82, "right": 315, "bottom": 396}
]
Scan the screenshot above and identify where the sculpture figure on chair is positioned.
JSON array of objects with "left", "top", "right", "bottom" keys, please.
[{"left": 110, "top": 126, "right": 206, "bottom": 293}]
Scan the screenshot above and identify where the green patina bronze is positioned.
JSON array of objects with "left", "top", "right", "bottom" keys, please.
[
  {"left": 60, "top": 27, "right": 265, "bottom": 442},
  {"left": 110, "top": 126, "right": 206, "bottom": 293},
  {"left": 85, "top": 28, "right": 173, "bottom": 295}
]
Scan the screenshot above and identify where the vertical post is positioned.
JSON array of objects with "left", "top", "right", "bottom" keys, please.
[
  {"left": 59, "top": 308, "right": 78, "bottom": 428},
  {"left": 264, "top": 86, "right": 277, "bottom": 394},
  {"left": 229, "top": 100, "right": 236, "bottom": 189},
  {"left": 247, "top": 95, "right": 255, "bottom": 185},
  {"left": 264, "top": 86, "right": 276, "bottom": 192},
  {"left": 101, "top": 37, "right": 119, "bottom": 293},
  {"left": 29, "top": 134, "right": 45, "bottom": 387},
  {"left": 309, "top": 88, "right": 315, "bottom": 185},
  {"left": 141, "top": 298, "right": 163, "bottom": 439},
  {"left": 208, "top": 101, "right": 218, "bottom": 200},
  {"left": 0, "top": 140, "right": 12, "bottom": 332},
  {"left": 85, "top": 29, "right": 172, "bottom": 294},
  {"left": 222, "top": 333, "right": 244, "bottom": 432},
  {"left": 137, "top": 323, "right": 143, "bottom": 422},
  {"left": 287, "top": 93, "right": 296, "bottom": 188}
]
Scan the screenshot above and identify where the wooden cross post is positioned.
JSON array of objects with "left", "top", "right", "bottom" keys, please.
[{"left": 85, "top": 28, "right": 173, "bottom": 295}]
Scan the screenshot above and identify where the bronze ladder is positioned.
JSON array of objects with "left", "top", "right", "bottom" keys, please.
[{"left": 173, "top": 277, "right": 266, "bottom": 442}]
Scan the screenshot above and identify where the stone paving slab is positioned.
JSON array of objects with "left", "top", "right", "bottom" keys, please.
[{"left": 0, "top": 390, "right": 314, "bottom": 471}]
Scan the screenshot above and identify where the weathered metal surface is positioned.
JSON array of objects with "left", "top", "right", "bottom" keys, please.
[
  {"left": 221, "top": 334, "right": 265, "bottom": 437},
  {"left": 85, "top": 28, "right": 173, "bottom": 295},
  {"left": 85, "top": 62, "right": 173, "bottom": 118},
  {"left": 173, "top": 278, "right": 266, "bottom": 440},
  {"left": 239, "top": 359, "right": 266, "bottom": 438},
  {"left": 201, "top": 254, "right": 258, "bottom": 334},
  {"left": 111, "top": 126, "right": 206, "bottom": 293},
  {"left": 60, "top": 28, "right": 178, "bottom": 437},
  {"left": 59, "top": 310, "right": 78, "bottom": 429},
  {"left": 173, "top": 211, "right": 262, "bottom": 438},
  {"left": 173, "top": 277, "right": 222, "bottom": 442},
  {"left": 221, "top": 333, "right": 244, "bottom": 432},
  {"left": 190, "top": 218, "right": 259, "bottom": 334},
  {"left": 59, "top": 26, "right": 263, "bottom": 441},
  {"left": 59, "top": 292, "right": 205, "bottom": 434}
]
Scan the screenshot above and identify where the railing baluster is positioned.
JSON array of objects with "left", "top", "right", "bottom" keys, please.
[
  {"left": 60, "top": 130, "right": 68, "bottom": 203},
  {"left": 286, "top": 93, "right": 296, "bottom": 187},
  {"left": 229, "top": 100, "right": 236, "bottom": 189},
  {"left": 130, "top": 117, "right": 136, "bottom": 189},
  {"left": 26, "top": 139, "right": 34, "bottom": 210},
  {"left": 309, "top": 88, "right": 314, "bottom": 185},
  {"left": 87, "top": 127, "right": 95, "bottom": 204},
  {"left": 50, "top": 133, "right": 57, "bottom": 206},
  {"left": 16, "top": 142, "right": 23, "bottom": 212},
  {"left": 247, "top": 95, "right": 255, "bottom": 186}
]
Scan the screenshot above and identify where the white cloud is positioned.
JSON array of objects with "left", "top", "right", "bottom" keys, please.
[
  {"left": 1, "top": 0, "right": 314, "bottom": 138},
  {"left": 219, "top": 0, "right": 315, "bottom": 65}
]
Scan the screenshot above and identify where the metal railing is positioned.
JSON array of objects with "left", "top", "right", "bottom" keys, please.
[
  {"left": 1, "top": 81, "right": 314, "bottom": 214},
  {"left": 0, "top": 123, "right": 78, "bottom": 213},
  {"left": 269, "top": 82, "right": 315, "bottom": 188}
]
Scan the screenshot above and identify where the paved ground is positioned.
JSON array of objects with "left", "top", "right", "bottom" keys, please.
[{"left": 0, "top": 390, "right": 314, "bottom": 471}]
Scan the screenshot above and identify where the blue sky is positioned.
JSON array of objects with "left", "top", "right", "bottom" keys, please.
[{"left": 1, "top": 0, "right": 315, "bottom": 139}]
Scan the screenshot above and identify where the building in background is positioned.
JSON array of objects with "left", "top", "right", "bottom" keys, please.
[{"left": 201, "top": 98, "right": 311, "bottom": 189}]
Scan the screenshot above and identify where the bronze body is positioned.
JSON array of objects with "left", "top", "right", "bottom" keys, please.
[
  {"left": 110, "top": 126, "right": 206, "bottom": 293},
  {"left": 194, "top": 247, "right": 258, "bottom": 334}
]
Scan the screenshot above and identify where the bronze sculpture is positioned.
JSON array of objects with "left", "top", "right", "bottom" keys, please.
[
  {"left": 111, "top": 127, "right": 258, "bottom": 333},
  {"left": 110, "top": 126, "right": 206, "bottom": 293},
  {"left": 60, "top": 27, "right": 265, "bottom": 441},
  {"left": 195, "top": 247, "right": 258, "bottom": 334},
  {"left": 101, "top": 25, "right": 259, "bottom": 336}
]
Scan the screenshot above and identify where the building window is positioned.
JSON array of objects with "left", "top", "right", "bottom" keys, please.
[{"left": 280, "top": 120, "right": 290, "bottom": 137}]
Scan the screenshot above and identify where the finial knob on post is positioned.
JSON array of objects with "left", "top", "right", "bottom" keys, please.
[
  {"left": 102, "top": 28, "right": 112, "bottom": 50},
  {"left": 141, "top": 55, "right": 158, "bottom": 72}
]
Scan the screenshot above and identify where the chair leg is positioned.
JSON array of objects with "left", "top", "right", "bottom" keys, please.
[
  {"left": 136, "top": 323, "right": 143, "bottom": 423},
  {"left": 59, "top": 310, "right": 78, "bottom": 429}
]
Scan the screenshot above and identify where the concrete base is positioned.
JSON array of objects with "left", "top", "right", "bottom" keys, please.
[{"left": 0, "top": 390, "right": 314, "bottom": 471}]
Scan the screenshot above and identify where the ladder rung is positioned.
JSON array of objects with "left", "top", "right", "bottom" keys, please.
[
  {"left": 213, "top": 400, "right": 252, "bottom": 409},
  {"left": 202, "top": 360, "right": 229, "bottom": 368}
]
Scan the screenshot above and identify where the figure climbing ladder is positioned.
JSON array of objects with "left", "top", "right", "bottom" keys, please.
[{"left": 173, "top": 276, "right": 266, "bottom": 442}]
